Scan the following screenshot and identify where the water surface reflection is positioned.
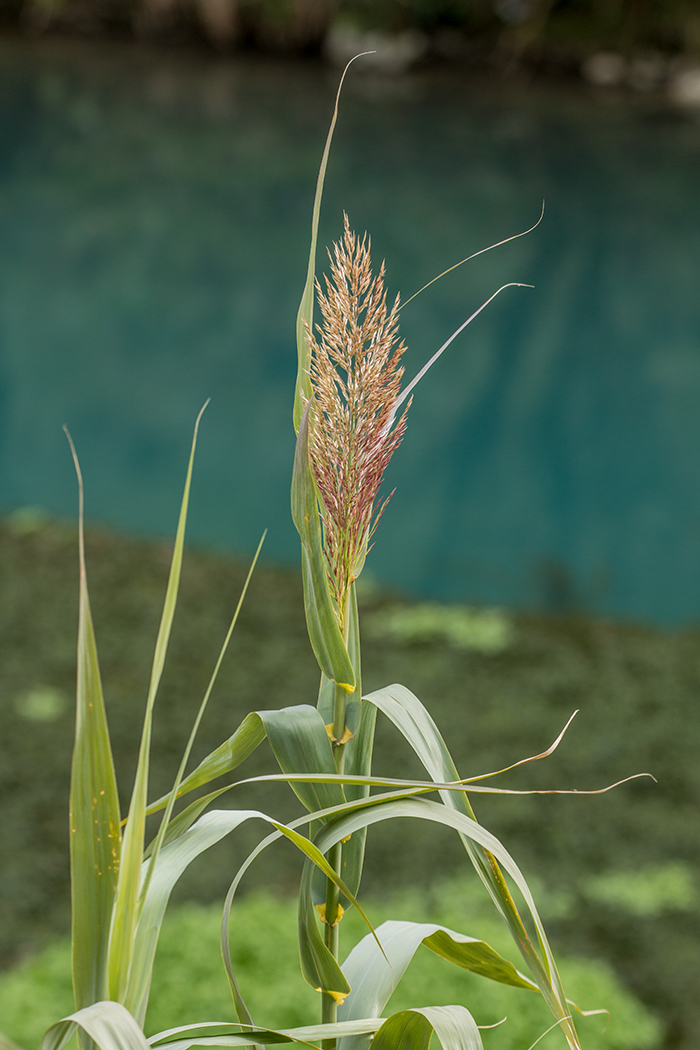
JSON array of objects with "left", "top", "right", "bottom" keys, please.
[{"left": 1, "top": 39, "right": 699, "bottom": 624}]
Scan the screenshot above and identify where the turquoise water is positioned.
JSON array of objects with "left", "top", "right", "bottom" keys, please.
[{"left": 1, "top": 38, "right": 700, "bottom": 624}]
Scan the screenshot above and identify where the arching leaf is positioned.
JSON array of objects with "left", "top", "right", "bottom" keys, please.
[
  {"left": 40, "top": 1002, "right": 149, "bottom": 1050},
  {"left": 370, "top": 1006, "right": 483, "bottom": 1050},
  {"left": 364, "top": 685, "right": 579, "bottom": 1050}
]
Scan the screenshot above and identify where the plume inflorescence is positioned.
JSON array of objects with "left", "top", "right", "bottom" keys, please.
[{"left": 305, "top": 216, "right": 411, "bottom": 627}]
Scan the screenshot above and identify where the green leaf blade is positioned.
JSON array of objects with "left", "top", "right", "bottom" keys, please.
[
  {"left": 259, "top": 706, "right": 346, "bottom": 815},
  {"left": 67, "top": 436, "right": 121, "bottom": 1015},
  {"left": 371, "top": 1007, "right": 483, "bottom": 1050},
  {"left": 364, "top": 686, "right": 580, "bottom": 1050},
  {"left": 41, "top": 1002, "right": 150, "bottom": 1050},
  {"left": 291, "top": 404, "right": 354, "bottom": 691},
  {"left": 109, "top": 406, "right": 205, "bottom": 1008}
]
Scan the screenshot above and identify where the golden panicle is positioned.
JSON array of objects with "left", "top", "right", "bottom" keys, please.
[{"left": 305, "top": 215, "right": 411, "bottom": 626}]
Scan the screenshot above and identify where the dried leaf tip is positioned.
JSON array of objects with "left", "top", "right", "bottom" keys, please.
[{"left": 305, "top": 215, "right": 411, "bottom": 626}]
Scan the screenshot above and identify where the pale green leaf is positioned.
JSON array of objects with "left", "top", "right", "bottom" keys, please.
[
  {"left": 339, "top": 919, "right": 534, "bottom": 1033},
  {"left": 370, "top": 1007, "right": 483, "bottom": 1050},
  {"left": 150, "top": 1018, "right": 384, "bottom": 1050},
  {"left": 127, "top": 809, "right": 262, "bottom": 1026},
  {"left": 364, "top": 686, "right": 580, "bottom": 1050},
  {"left": 40, "top": 1002, "right": 150, "bottom": 1050},
  {"left": 303, "top": 793, "right": 579, "bottom": 1050}
]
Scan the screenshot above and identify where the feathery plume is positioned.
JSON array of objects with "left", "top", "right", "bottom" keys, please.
[{"left": 305, "top": 216, "right": 411, "bottom": 628}]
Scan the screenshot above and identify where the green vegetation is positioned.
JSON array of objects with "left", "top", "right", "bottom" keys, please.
[
  {"left": 0, "top": 882, "right": 663, "bottom": 1050},
  {"left": 2, "top": 514, "right": 699, "bottom": 1047},
  {"left": 2, "top": 508, "right": 696, "bottom": 1041}
]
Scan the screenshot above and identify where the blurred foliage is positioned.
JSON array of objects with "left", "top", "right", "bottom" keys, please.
[
  {"left": 0, "top": 879, "right": 664, "bottom": 1050},
  {"left": 364, "top": 602, "right": 514, "bottom": 653},
  {"left": 2, "top": 0, "right": 700, "bottom": 63},
  {"left": 0, "top": 518, "right": 699, "bottom": 1047}
]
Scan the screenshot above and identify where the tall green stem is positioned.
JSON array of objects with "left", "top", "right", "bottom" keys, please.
[{"left": 322, "top": 685, "right": 347, "bottom": 1046}]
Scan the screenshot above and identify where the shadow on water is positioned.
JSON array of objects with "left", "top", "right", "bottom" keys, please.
[{"left": 1, "top": 38, "right": 700, "bottom": 624}]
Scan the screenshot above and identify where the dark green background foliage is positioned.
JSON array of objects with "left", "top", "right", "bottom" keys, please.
[
  {"left": 2, "top": 0, "right": 700, "bottom": 63},
  {"left": 0, "top": 517, "right": 698, "bottom": 1047}
]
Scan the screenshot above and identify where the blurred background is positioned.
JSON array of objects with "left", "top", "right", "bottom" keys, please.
[{"left": 1, "top": 3, "right": 700, "bottom": 1049}]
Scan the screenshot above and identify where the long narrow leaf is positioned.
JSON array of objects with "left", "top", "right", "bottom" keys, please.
[
  {"left": 218, "top": 816, "right": 382, "bottom": 1024},
  {"left": 364, "top": 685, "right": 579, "bottom": 1050},
  {"left": 138, "top": 530, "right": 266, "bottom": 990},
  {"left": 291, "top": 403, "right": 354, "bottom": 691},
  {"left": 150, "top": 1019, "right": 384, "bottom": 1050},
  {"left": 145, "top": 713, "right": 267, "bottom": 817},
  {"left": 294, "top": 57, "right": 366, "bottom": 431},
  {"left": 340, "top": 919, "right": 535, "bottom": 1026},
  {"left": 65, "top": 433, "right": 121, "bottom": 1015},
  {"left": 301, "top": 794, "right": 579, "bottom": 1050},
  {"left": 108, "top": 404, "right": 207, "bottom": 1005},
  {"left": 127, "top": 809, "right": 262, "bottom": 1025}
]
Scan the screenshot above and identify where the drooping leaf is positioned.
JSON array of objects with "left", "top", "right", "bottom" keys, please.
[
  {"left": 340, "top": 919, "right": 535, "bottom": 1031},
  {"left": 126, "top": 809, "right": 262, "bottom": 1025},
  {"left": 364, "top": 685, "right": 580, "bottom": 1050},
  {"left": 370, "top": 1007, "right": 483, "bottom": 1050},
  {"left": 40, "top": 1002, "right": 150, "bottom": 1050},
  {"left": 65, "top": 433, "right": 121, "bottom": 1017},
  {"left": 300, "top": 792, "right": 580, "bottom": 1050},
  {"left": 131, "top": 805, "right": 364, "bottom": 1026},
  {"left": 144, "top": 709, "right": 266, "bottom": 816},
  {"left": 219, "top": 812, "right": 382, "bottom": 1021},
  {"left": 298, "top": 852, "right": 352, "bottom": 1005},
  {"left": 143, "top": 786, "right": 234, "bottom": 859}
]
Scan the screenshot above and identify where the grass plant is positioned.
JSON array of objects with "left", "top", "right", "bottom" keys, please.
[{"left": 0, "top": 59, "right": 649, "bottom": 1050}]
